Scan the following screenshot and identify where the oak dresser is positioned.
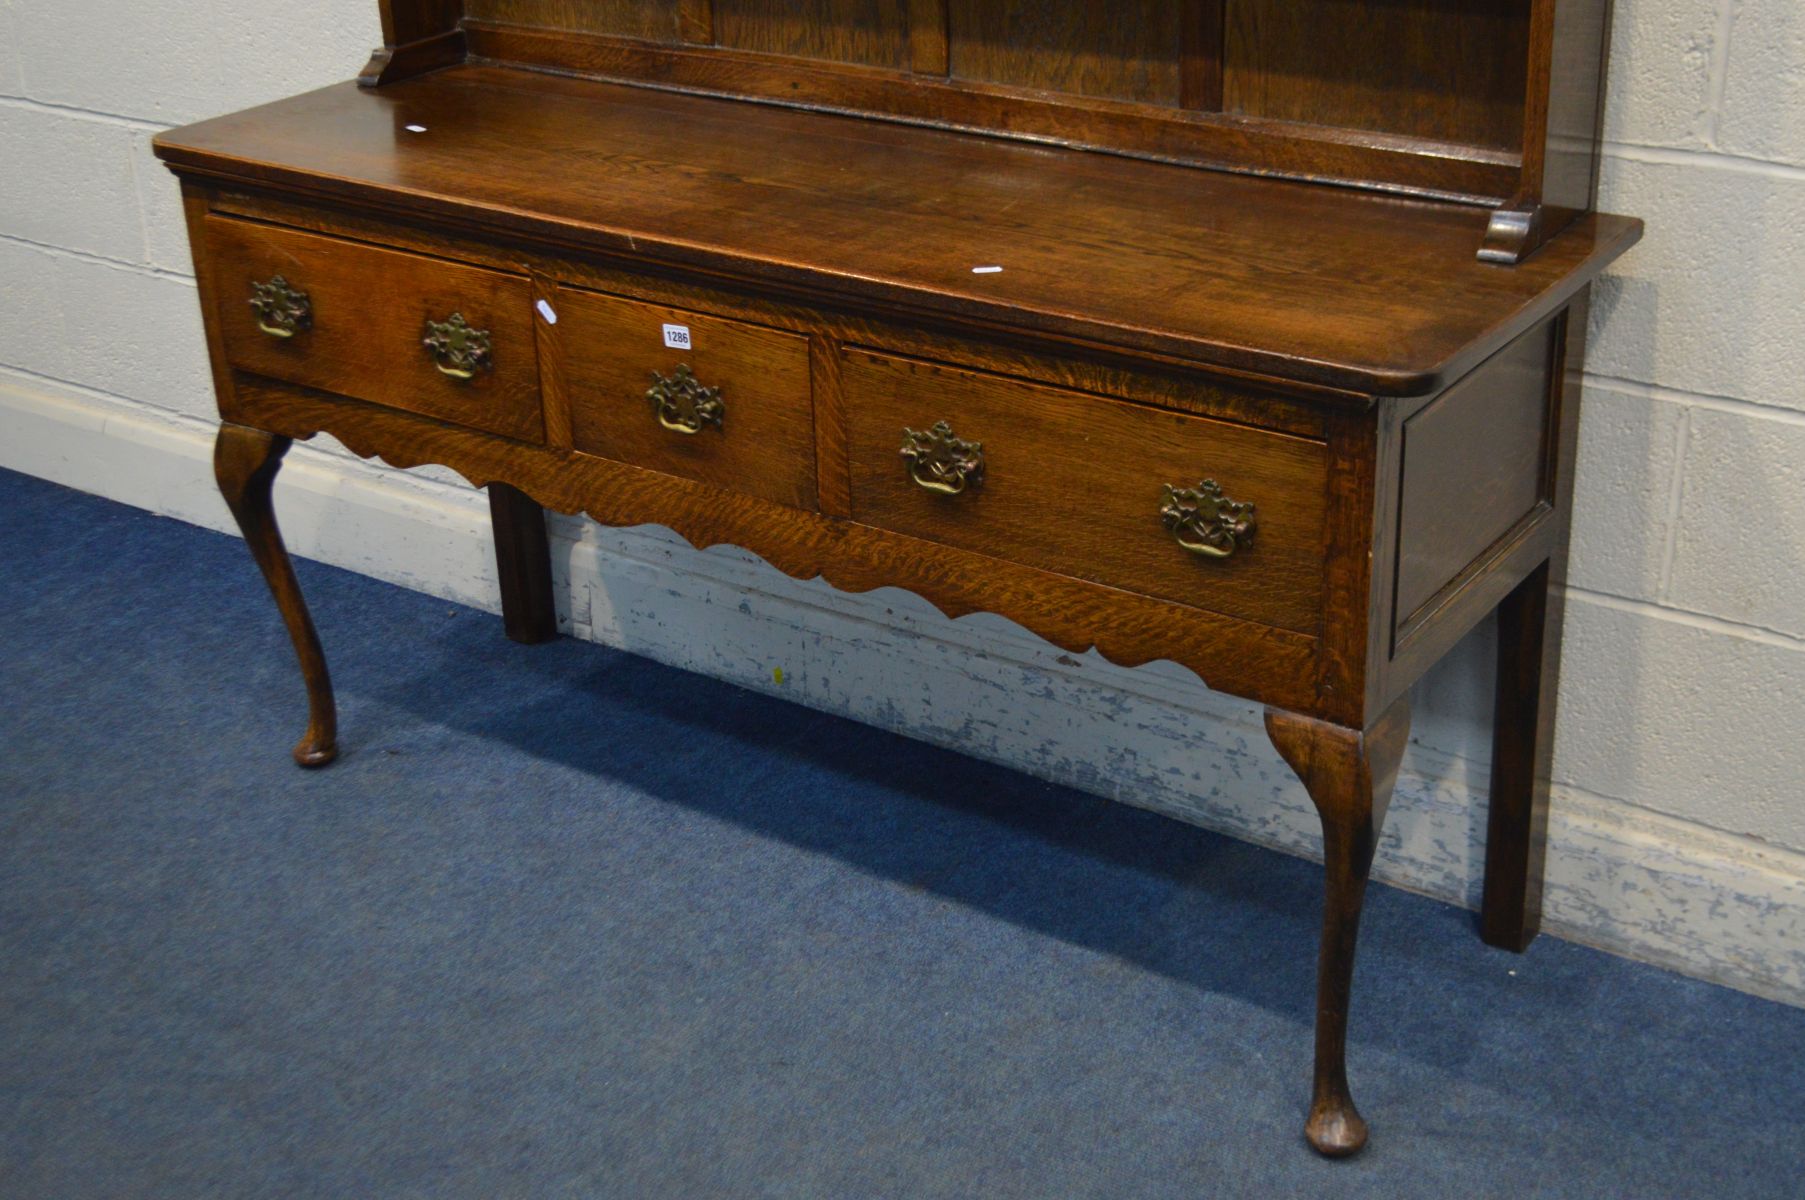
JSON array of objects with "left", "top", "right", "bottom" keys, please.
[{"left": 154, "top": 0, "right": 1642, "bottom": 1157}]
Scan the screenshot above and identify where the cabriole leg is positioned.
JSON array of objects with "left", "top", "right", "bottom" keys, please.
[
  {"left": 213, "top": 422, "right": 337, "bottom": 768},
  {"left": 1265, "top": 696, "right": 1411, "bottom": 1157}
]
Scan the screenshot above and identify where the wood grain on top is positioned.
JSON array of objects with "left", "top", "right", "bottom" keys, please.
[{"left": 155, "top": 64, "right": 1639, "bottom": 395}]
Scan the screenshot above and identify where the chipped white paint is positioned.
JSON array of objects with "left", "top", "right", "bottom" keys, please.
[{"left": 4, "top": 0, "right": 1805, "bottom": 1006}]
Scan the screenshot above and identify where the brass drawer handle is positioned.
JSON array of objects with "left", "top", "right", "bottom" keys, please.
[
  {"left": 901, "top": 421, "right": 985, "bottom": 496},
  {"left": 422, "top": 313, "right": 493, "bottom": 380},
  {"left": 1160, "top": 480, "right": 1256, "bottom": 560},
  {"left": 249, "top": 276, "right": 311, "bottom": 339},
  {"left": 648, "top": 364, "right": 724, "bottom": 435}
]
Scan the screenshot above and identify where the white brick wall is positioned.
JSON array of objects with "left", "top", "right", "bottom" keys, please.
[
  {"left": 1719, "top": 0, "right": 1805, "bottom": 167},
  {"left": 0, "top": 4, "right": 22, "bottom": 99},
  {"left": 8, "top": 3, "right": 378, "bottom": 127},
  {"left": 3, "top": 1, "right": 1804, "bottom": 1003}
]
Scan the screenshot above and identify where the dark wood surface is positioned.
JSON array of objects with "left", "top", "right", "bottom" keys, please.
[
  {"left": 1394, "top": 323, "right": 1555, "bottom": 625},
  {"left": 204, "top": 214, "right": 545, "bottom": 442},
  {"left": 432, "top": 0, "right": 1602, "bottom": 222},
  {"left": 154, "top": 65, "right": 1639, "bottom": 398},
  {"left": 906, "top": 0, "right": 947, "bottom": 75},
  {"left": 363, "top": 0, "right": 466, "bottom": 85},
  {"left": 1382, "top": 310, "right": 1570, "bottom": 708},
  {"left": 213, "top": 424, "right": 339, "bottom": 768},
  {"left": 378, "top": 0, "right": 464, "bottom": 44},
  {"left": 559, "top": 286, "right": 819, "bottom": 511},
  {"left": 487, "top": 481, "right": 559, "bottom": 644},
  {"left": 197, "top": 184, "right": 1338, "bottom": 435},
  {"left": 1484, "top": 562, "right": 1556, "bottom": 950},
  {"left": 716, "top": 0, "right": 912, "bottom": 69},
  {"left": 463, "top": 0, "right": 685, "bottom": 39},
  {"left": 1481, "top": 289, "right": 1590, "bottom": 949},
  {"left": 841, "top": 348, "right": 1327, "bottom": 634},
  {"left": 1223, "top": 0, "right": 1529, "bottom": 150},
  {"left": 368, "top": 0, "right": 1621, "bottom": 252},
  {"left": 1266, "top": 696, "right": 1411, "bottom": 1157},
  {"left": 948, "top": 1, "right": 1184, "bottom": 106},
  {"left": 456, "top": 21, "right": 1525, "bottom": 203}
]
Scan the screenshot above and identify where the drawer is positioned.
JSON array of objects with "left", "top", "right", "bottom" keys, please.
[
  {"left": 559, "top": 288, "right": 816, "bottom": 511},
  {"left": 204, "top": 216, "right": 543, "bottom": 442},
  {"left": 842, "top": 350, "right": 1328, "bottom": 634}
]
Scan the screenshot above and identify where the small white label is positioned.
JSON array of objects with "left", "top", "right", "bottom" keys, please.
[
  {"left": 535, "top": 299, "right": 558, "bottom": 325},
  {"left": 662, "top": 324, "right": 693, "bottom": 350},
  {"left": 972, "top": 265, "right": 1004, "bottom": 274}
]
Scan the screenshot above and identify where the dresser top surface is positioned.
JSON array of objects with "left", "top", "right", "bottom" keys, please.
[{"left": 156, "top": 64, "right": 1639, "bottom": 397}]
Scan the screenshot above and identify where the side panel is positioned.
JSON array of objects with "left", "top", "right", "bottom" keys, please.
[
  {"left": 1378, "top": 312, "right": 1568, "bottom": 705},
  {"left": 1394, "top": 323, "right": 1557, "bottom": 629}
]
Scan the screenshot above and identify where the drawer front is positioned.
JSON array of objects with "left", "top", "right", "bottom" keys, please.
[
  {"left": 560, "top": 288, "right": 817, "bottom": 511},
  {"left": 205, "top": 215, "right": 543, "bottom": 442},
  {"left": 843, "top": 350, "right": 1328, "bottom": 633}
]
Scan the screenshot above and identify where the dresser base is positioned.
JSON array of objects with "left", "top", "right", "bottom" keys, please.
[{"left": 164, "top": 55, "right": 1634, "bottom": 1148}]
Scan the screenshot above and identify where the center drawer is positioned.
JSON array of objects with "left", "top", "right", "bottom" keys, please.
[
  {"left": 842, "top": 349, "right": 1328, "bottom": 634},
  {"left": 558, "top": 288, "right": 817, "bottom": 511},
  {"left": 203, "top": 215, "right": 543, "bottom": 442}
]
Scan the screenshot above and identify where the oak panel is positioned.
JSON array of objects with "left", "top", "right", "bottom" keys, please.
[
  {"left": 457, "top": 23, "right": 1522, "bottom": 203},
  {"left": 948, "top": 1, "right": 1184, "bottom": 106},
  {"left": 558, "top": 286, "right": 818, "bottom": 511},
  {"left": 204, "top": 215, "right": 544, "bottom": 442},
  {"left": 714, "top": 0, "right": 911, "bottom": 69},
  {"left": 377, "top": 0, "right": 462, "bottom": 44},
  {"left": 463, "top": 0, "right": 686, "bottom": 40},
  {"left": 1223, "top": 0, "right": 1531, "bottom": 150},
  {"left": 842, "top": 349, "right": 1328, "bottom": 633},
  {"left": 907, "top": 0, "right": 949, "bottom": 75},
  {"left": 1394, "top": 321, "right": 1555, "bottom": 625}
]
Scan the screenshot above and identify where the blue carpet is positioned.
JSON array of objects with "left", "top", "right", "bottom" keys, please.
[{"left": 1, "top": 465, "right": 1800, "bottom": 1199}]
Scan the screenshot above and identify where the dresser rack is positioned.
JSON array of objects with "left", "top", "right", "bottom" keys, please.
[{"left": 156, "top": 0, "right": 1641, "bottom": 1156}]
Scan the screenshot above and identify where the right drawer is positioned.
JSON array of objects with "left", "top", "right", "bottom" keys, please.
[{"left": 842, "top": 349, "right": 1328, "bottom": 634}]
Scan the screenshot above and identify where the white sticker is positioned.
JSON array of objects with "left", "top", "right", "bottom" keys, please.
[
  {"left": 535, "top": 299, "right": 558, "bottom": 325},
  {"left": 972, "top": 265, "right": 1004, "bottom": 274},
  {"left": 662, "top": 324, "right": 693, "bottom": 350}
]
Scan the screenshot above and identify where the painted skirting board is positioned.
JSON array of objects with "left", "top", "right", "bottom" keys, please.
[{"left": 5, "top": 370, "right": 1802, "bottom": 1009}]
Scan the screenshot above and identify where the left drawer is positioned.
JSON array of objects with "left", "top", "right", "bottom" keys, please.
[{"left": 203, "top": 216, "right": 544, "bottom": 442}]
